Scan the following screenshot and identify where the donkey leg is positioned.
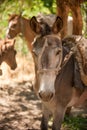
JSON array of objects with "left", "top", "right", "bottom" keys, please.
[
  {"left": 41, "top": 104, "right": 50, "bottom": 130},
  {"left": 52, "top": 106, "right": 65, "bottom": 130},
  {"left": 65, "top": 106, "right": 72, "bottom": 116}
]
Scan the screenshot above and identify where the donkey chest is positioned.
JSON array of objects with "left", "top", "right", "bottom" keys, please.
[{"left": 42, "top": 95, "right": 57, "bottom": 110}]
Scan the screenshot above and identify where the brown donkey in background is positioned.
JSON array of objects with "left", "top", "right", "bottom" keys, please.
[
  {"left": 0, "top": 38, "right": 17, "bottom": 75},
  {"left": 30, "top": 16, "right": 86, "bottom": 130},
  {"left": 6, "top": 14, "right": 36, "bottom": 51}
]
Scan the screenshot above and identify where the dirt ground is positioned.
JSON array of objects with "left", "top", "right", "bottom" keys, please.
[
  {"left": 0, "top": 53, "right": 86, "bottom": 130},
  {"left": 0, "top": 53, "right": 42, "bottom": 130}
]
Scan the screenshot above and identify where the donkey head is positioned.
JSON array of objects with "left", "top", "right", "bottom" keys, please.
[
  {"left": 0, "top": 39, "right": 17, "bottom": 70},
  {"left": 30, "top": 16, "right": 63, "bottom": 102},
  {"left": 6, "top": 14, "right": 22, "bottom": 38}
]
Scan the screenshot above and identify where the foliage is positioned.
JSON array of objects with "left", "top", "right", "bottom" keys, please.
[
  {"left": 41, "top": 0, "right": 56, "bottom": 13},
  {"left": 63, "top": 115, "right": 87, "bottom": 130},
  {"left": 0, "top": 0, "right": 56, "bottom": 53}
]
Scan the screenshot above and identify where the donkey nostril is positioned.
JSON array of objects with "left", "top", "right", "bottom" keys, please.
[
  {"left": 50, "top": 93, "right": 54, "bottom": 99},
  {"left": 38, "top": 91, "right": 54, "bottom": 101},
  {"left": 11, "top": 64, "right": 17, "bottom": 70},
  {"left": 39, "top": 92, "right": 43, "bottom": 99}
]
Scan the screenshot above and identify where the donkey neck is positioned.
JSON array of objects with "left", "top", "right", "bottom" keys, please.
[{"left": 20, "top": 17, "right": 36, "bottom": 51}]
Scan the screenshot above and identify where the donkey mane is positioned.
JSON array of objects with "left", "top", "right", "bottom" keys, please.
[
  {"left": 38, "top": 19, "right": 52, "bottom": 36},
  {"left": 8, "top": 14, "right": 19, "bottom": 21}
]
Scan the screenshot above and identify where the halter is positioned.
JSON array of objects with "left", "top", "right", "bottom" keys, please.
[{"left": 37, "top": 36, "right": 67, "bottom": 75}]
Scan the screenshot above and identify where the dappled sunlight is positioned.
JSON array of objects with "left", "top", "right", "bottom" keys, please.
[{"left": 0, "top": 53, "right": 42, "bottom": 130}]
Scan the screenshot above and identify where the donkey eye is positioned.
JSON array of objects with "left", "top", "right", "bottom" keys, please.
[
  {"left": 14, "top": 50, "right": 17, "bottom": 55},
  {"left": 12, "top": 24, "right": 16, "bottom": 28},
  {"left": 55, "top": 48, "right": 61, "bottom": 55}
]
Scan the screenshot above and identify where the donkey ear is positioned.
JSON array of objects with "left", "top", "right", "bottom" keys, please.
[
  {"left": 30, "top": 16, "right": 41, "bottom": 34},
  {"left": 52, "top": 16, "right": 63, "bottom": 34}
]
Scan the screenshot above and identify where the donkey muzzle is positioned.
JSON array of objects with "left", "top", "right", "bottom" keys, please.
[{"left": 38, "top": 90, "right": 54, "bottom": 102}]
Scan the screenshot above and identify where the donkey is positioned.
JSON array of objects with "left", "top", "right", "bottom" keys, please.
[
  {"left": 30, "top": 16, "right": 86, "bottom": 130},
  {"left": 0, "top": 38, "right": 17, "bottom": 74},
  {"left": 6, "top": 14, "right": 36, "bottom": 51}
]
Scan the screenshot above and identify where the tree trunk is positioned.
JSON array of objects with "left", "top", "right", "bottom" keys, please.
[
  {"left": 69, "top": 4, "right": 83, "bottom": 35},
  {"left": 56, "top": 0, "right": 83, "bottom": 38}
]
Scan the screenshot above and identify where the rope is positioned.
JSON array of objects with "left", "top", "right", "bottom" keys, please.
[{"left": 37, "top": 36, "right": 65, "bottom": 75}]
